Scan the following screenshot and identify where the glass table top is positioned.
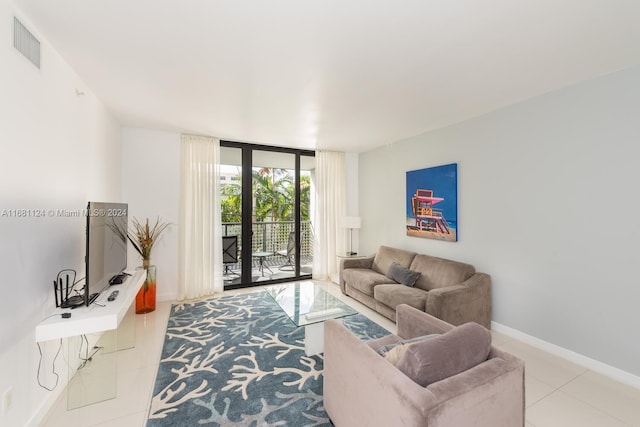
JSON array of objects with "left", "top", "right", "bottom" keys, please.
[{"left": 265, "top": 281, "right": 357, "bottom": 327}]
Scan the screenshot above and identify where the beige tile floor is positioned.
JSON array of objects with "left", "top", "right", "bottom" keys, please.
[{"left": 41, "top": 280, "right": 640, "bottom": 427}]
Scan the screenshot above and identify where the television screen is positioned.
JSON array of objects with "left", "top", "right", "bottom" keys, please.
[{"left": 85, "top": 202, "right": 128, "bottom": 306}]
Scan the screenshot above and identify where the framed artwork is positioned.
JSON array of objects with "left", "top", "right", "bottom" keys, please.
[{"left": 406, "top": 163, "right": 458, "bottom": 242}]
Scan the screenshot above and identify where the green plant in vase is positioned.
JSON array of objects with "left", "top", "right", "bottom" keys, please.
[{"left": 128, "top": 217, "right": 171, "bottom": 314}]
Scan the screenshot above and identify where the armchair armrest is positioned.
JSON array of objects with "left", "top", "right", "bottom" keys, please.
[
  {"left": 426, "top": 272, "right": 492, "bottom": 328},
  {"left": 426, "top": 355, "right": 525, "bottom": 426}
]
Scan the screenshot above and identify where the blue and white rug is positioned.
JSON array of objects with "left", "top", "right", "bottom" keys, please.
[{"left": 147, "top": 290, "right": 390, "bottom": 426}]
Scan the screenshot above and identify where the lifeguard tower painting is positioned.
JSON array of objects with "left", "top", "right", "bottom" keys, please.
[{"left": 406, "top": 163, "right": 457, "bottom": 242}]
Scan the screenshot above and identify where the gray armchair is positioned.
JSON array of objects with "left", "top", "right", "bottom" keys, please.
[{"left": 324, "top": 304, "right": 524, "bottom": 427}]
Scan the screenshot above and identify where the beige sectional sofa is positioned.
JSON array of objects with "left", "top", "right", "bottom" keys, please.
[
  {"left": 339, "top": 245, "right": 491, "bottom": 328},
  {"left": 324, "top": 305, "right": 525, "bottom": 426}
]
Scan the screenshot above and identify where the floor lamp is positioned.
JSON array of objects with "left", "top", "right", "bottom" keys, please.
[{"left": 341, "top": 216, "right": 361, "bottom": 256}]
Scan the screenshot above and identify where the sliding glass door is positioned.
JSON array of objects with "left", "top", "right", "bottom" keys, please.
[
  {"left": 220, "top": 146, "right": 243, "bottom": 285},
  {"left": 220, "top": 141, "right": 314, "bottom": 289}
]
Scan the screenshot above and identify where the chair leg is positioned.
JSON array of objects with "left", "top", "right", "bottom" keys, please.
[
  {"left": 279, "top": 256, "right": 294, "bottom": 271},
  {"left": 223, "top": 264, "right": 240, "bottom": 280}
]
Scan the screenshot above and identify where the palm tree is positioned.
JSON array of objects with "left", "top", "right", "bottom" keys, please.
[
  {"left": 220, "top": 177, "right": 242, "bottom": 223},
  {"left": 252, "top": 168, "right": 293, "bottom": 222},
  {"left": 220, "top": 168, "right": 310, "bottom": 222},
  {"left": 220, "top": 167, "right": 312, "bottom": 255}
]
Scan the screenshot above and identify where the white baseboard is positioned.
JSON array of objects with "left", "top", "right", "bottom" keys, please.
[
  {"left": 491, "top": 321, "right": 640, "bottom": 390},
  {"left": 26, "top": 387, "right": 64, "bottom": 427}
]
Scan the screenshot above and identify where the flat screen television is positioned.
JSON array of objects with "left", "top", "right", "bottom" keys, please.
[{"left": 84, "top": 201, "right": 128, "bottom": 306}]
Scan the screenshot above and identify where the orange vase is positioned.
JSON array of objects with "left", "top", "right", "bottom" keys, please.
[{"left": 136, "top": 264, "right": 156, "bottom": 314}]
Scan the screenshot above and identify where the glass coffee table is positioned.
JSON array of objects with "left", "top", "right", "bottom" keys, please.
[{"left": 265, "top": 281, "right": 357, "bottom": 355}]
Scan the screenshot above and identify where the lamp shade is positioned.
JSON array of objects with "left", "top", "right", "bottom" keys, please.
[{"left": 340, "top": 216, "right": 361, "bottom": 229}]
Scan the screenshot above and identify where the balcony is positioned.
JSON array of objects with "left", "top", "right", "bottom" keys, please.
[{"left": 222, "top": 221, "right": 314, "bottom": 283}]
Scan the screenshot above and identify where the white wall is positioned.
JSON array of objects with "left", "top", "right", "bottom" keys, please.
[
  {"left": 121, "top": 128, "right": 180, "bottom": 301},
  {"left": 359, "top": 66, "right": 640, "bottom": 381},
  {"left": 0, "top": 2, "right": 122, "bottom": 425}
]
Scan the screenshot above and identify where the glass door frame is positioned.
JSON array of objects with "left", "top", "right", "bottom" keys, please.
[{"left": 221, "top": 140, "right": 315, "bottom": 290}]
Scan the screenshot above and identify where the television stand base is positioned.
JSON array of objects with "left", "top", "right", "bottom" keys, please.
[{"left": 87, "top": 292, "right": 99, "bottom": 306}]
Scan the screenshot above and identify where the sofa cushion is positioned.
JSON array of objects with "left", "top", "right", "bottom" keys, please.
[
  {"left": 374, "top": 284, "right": 428, "bottom": 311},
  {"left": 372, "top": 246, "right": 417, "bottom": 275},
  {"left": 343, "top": 268, "right": 394, "bottom": 296},
  {"left": 396, "top": 322, "right": 491, "bottom": 387},
  {"left": 387, "top": 262, "right": 421, "bottom": 286},
  {"left": 410, "top": 254, "right": 475, "bottom": 291}
]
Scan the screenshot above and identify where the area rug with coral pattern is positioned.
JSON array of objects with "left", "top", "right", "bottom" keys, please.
[{"left": 146, "top": 289, "right": 390, "bottom": 426}]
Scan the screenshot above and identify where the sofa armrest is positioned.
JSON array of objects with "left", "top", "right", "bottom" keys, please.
[
  {"left": 324, "top": 319, "right": 438, "bottom": 427},
  {"left": 426, "top": 272, "right": 492, "bottom": 329},
  {"left": 341, "top": 255, "right": 374, "bottom": 270},
  {"left": 396, "top": 304, "right": 454, "bottom": 339},
  {"left": 339, "top": 255, "right": 374, "bottom": 294}
]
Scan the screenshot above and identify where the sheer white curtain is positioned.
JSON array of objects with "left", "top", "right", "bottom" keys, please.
[
  {"left": 313, "top": 151, "right": 347, "bottom": 280},
  {"left": 179, "top": 134, "right": 224, "bottom": 300}
]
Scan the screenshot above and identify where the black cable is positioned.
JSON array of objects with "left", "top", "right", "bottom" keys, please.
[
  {"left": 77, "top": 334, "right": 103, "bottom": 370},
  {"left": 78, "top": 334, "right": 89, "bottom": 368},
  {"left": 70, "top": 276, "right": 85, "bottom": 295},
  {"left": 56, "top": 269, "right": 76, "bottom": 288},
  {"left": 36, "top": 339, "right": 62, "bottom": 391},
  {"left": 36, "top": 312, "right": 70, "bottom": 391},
  {"left": 56, "top": 269, "right": 88, "bottom": 298},
  {"left": 55, "top": 269, "right": 78, "bottom": 305},
  {"left": 40, "top": 313, "right": 64, "bottom": 322}
]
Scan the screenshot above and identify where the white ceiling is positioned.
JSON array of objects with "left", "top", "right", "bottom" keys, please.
[{"left": 14, "top": 0, "right": 640, "bottom": 152}]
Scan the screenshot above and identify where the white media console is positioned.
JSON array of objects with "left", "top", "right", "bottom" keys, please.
[{"left": 35, "top": 269, "right": 146, "bottom": 409}]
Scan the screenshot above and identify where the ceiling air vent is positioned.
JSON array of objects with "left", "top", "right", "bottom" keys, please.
[{"left": 13, "top": 17, "right": 40, "bottom": 69}]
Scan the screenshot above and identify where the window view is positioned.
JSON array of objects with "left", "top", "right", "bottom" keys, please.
[{"left": 220, "top": 145, "right": 314, "bottom": 287}]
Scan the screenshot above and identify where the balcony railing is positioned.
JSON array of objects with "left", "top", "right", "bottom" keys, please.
[{"left": 222, "top": 221, "right": 314, "bottom": 268}]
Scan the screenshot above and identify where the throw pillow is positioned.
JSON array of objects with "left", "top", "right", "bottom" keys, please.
[
  {"left": 376, "top": 334, "right": 440, "bottom": 366},
  {"left": 387, "top": 262, "right": 421, "bottom": 287},
  {"left": 396, "top": 322, "right": 492, "bottom": 387}
]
